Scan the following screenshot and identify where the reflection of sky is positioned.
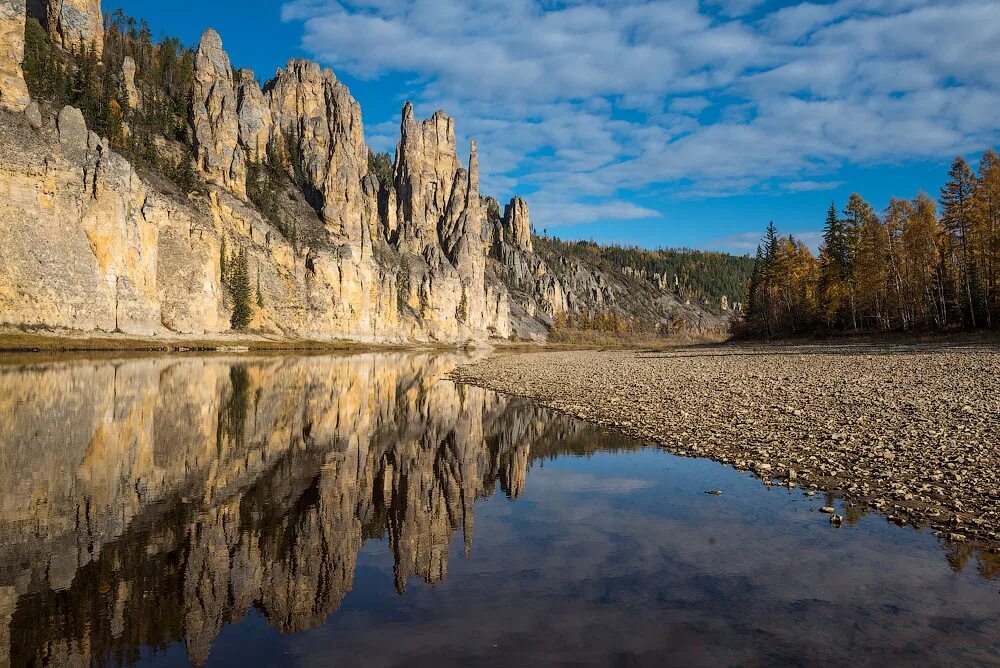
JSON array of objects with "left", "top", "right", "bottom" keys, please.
[{"left": 192, "top": 449, "right": 1000, "bottom": 668}]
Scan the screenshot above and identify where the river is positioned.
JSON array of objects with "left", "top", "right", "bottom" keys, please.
[{"left": 0, "top": 353, "right": 997, "bottom": 666}]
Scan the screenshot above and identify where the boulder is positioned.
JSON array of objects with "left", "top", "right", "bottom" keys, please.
[
  {"left": 24, "top": 100, "right": 42, "bottom": 128},
  {"left": 57, "top": 105, "right": 87, "bottom": 150}
]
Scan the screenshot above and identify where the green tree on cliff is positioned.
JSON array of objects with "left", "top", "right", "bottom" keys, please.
[{"left": 229, "top": 247, "right": 253, "bottom": 330}]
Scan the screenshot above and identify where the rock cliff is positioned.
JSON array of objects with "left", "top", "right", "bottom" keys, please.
[
  {"left": 0, "top": 4, "right": 731, "bottom": 344},
  {"left": 0, "top": 0, "right": 30, "bottom": 112},
  {"left": 32, "top": 0, "right": 103, "bottom": 57}
]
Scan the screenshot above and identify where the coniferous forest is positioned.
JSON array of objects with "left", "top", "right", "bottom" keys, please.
[{"left": 743, "top": 151, "right": 1000, "bottom": 338}]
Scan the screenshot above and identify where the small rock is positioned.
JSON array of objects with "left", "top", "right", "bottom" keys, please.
[
  {"left": 25, "top": 102, "right": 42, "bottom": 129},
  {"left": 820, "top": 506, "right": 836, "bottom": 514}
]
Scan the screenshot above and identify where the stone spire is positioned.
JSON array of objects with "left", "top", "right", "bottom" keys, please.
[
  {"left": 501, "top": 196, "right": 533, "bottom": 253},
  {"left": 265, "top": 58, "right": 368, "bottom": 240},
  {"left": 121, "top": 56, "right": 139, "bottom": 109},
  {"left": 191, "top": 29, "right": 247, "bottom": 198}
]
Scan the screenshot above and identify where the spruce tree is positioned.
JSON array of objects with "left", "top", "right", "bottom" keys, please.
[
  {"left": 229, "top": 247, "right": 253, "bottom": 330},
  {"left": 745, "top": 244, "right": 765, "bottom": 332}
]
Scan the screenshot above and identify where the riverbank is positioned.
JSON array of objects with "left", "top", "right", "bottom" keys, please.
[
  {"left": 450, "top": 342, "right": 1000, "bottom": 545},
  {"left": 0, "top": 328, "right": 466, "bottom": 354},
  {"left": 0, "top": 326, "right": 725, "bottom": 355}
]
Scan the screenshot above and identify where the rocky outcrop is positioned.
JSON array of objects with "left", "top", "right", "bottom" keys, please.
[
  {"left": 392, "top": 104, "right": 462, "bottom": 249},
  {"left": 235, "top": 69, "right": 270, "bottom": 162},
  {"left": 191, "top": 29, "right": 246, "bottom": 198},
  {"left": 0, "top": 107, "right": 160, "bottom": 334},
  {"left": 501, "top": 196, "right": 533, "bottom": 252},
  {"left": 0, "top": 0, "right": 30, "bottom": 112},
  {"left": 265, "top": 58, "right": 368, "bottom": 242},
  {"left": 385, "top": 105, "right": 501, "bottom": 333},
  {"left": 40, "top": 0, "right": 104, "bottom": 57},
  {"left": 121, "top": 55, "right": 139, "bottom": 109},
  {"left": 0, "top": 16, "right": 726, "bottom": 343}
]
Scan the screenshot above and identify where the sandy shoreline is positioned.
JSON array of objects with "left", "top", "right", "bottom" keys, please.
[{"left": 451, "top": 343, "right": 1000, "bottom": 546}]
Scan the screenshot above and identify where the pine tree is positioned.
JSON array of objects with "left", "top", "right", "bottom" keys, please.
[
  {"left": 763, "top": 221, "right": 779, "bottom": 267},
  {"left": 818, "top": 202, "right": 849, "bottom": 329}
]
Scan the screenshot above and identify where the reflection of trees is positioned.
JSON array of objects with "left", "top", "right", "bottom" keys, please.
[{"left": 0, "top": 354, "right": 630, "bottom": 667}]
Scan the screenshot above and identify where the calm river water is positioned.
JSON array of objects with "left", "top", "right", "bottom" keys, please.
[{"left": 0, "top": 353, "right": 997, "bottom": 667}]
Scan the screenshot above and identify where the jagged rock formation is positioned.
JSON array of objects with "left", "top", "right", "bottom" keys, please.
[
  {"left": 501, "top": 196, "right": 533, "bottom": 252},
  {"left": 32, "top": 0, "right": 103, "bottom": 57},
  {"left": 235, "top": 69, "right": 269, "bottom": 161},
  {"left": 191, "top": 29, "right": 246, "bottom": 198},
  {"left": 0, "top": 0, "right": 30, "bottom": 112},
  {"left": 0, "top": 353, "right": 630, "bottom": 666},
  {"left": 265, "top": 58, "right": 370, "bottom": 241},
  {"left": 0, "top": 3, "right": 729, "bottom": 343},
  {"left": 121, "top": 55, "right": 138, "bottom": 109}
]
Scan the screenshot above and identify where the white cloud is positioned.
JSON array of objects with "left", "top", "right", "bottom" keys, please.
[
  {"left": 282, "top": 0, "right": 1000, "bottom": 231},
  {"left": 783, "top": 180, "right": 845, "bottom": 192}
]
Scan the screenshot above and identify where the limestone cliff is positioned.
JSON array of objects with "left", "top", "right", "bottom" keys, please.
[
  {"left": 31, "top": 0, "right": 103, "bottom": 57},
  {"left": 0, "top": 0, "right": 30, "bottom": 112},
  {"left": 192, "top": 29, "right": 247, "bottom": 198},
  {"left": 0, "top": 5, "right": 731, "bottom": 343}
]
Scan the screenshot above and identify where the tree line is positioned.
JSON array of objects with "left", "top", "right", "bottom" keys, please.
[
  {"left": 535, "top": 237, "right": 755, "bottom": 306},
  {"left": 743, "top": 150, "right": 1000, "bottom": 337}
]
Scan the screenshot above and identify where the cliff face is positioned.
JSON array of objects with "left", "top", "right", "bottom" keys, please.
[
  {"left": 0, "top": 0, "right": 29, "bottom": 112},
  {"left": 0, "top": 4, "right": 729, "bottom": 343},
  {"left": 0, "top": 353, "right": 627, "bottom": 666}
]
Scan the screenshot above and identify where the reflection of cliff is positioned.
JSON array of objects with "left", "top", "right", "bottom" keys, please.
[{"left": 0, "top": 354, "right": 632, "bottom": 667}]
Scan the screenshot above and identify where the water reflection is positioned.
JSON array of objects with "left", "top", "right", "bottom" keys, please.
[
  {"left": 0, "top": 353, "right": 998, "bottom": 667},
  {"left": 0, "top": 353, "right": 638, "bottom": 667}
]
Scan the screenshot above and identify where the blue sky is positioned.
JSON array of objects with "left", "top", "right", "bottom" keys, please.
[{"left": 109, "top": 0, "right": 999, "bottom": 255}]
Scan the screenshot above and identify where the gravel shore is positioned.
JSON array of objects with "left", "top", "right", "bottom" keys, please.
[{"left": 451, "top": 343, "right": 1000, "bottom": 545}]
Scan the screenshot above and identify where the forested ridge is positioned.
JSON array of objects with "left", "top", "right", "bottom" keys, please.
[
  {"left": 743, "top": 150, "right": 1000, "bottom": 338},
  {"left": 535, "top": 237, "right": 754, "bottom": 304}
]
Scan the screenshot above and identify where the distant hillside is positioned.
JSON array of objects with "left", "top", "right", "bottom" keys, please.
[{"left": 536, "top": 238, "right": 754, "bottom": 306}]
